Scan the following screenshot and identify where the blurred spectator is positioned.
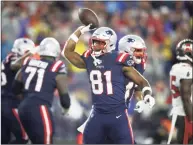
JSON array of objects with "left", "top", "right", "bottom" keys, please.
[{"left": 1, "top": 34, "right": 13, "bottom": 60}]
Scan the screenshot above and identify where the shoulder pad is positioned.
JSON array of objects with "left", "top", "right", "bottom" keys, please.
[
  {"left": 50, "top": 60, "right": 66, "bottom": 73},
  {"left": 82, "top": 49, "right": 92, "bottom": 58},
  {"left": 58, "top": 63, "right": 67, "bottom": 74},
  {"left": 170, "top": 63, "right": 192, "bottom": 80},
  {"left": 116, "top": 52, "right": 134, "bottom": 66}
]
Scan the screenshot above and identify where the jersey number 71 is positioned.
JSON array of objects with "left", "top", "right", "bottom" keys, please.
[
  {"left": 25, "top": 66, "right": 45, "bottom": 92},
  {"left": 90, "top": 70, "right": 113, "bottom": 95}
]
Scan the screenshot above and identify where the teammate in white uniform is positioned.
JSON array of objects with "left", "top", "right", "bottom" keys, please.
[{"left": 167, "top": 39, "right": 193, "bottom": 144}]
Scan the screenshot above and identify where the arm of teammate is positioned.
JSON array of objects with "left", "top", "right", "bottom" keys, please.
[
  {"left": 56, "top": 74, "right": 71, "bottom": 110},
  {"left": 10, "top": 52, "right": 31, "bottom": 70},
  {"left": 123, "top": 66, "right": 155, "bottom": 108},
  {"left": 10, "top": 46, "right": 39, "bottom": 70},
  {"left": 180, "top": 79, "right": 193, "bottom": 122},
  {"left": 62, "top": 24, "right": 93, "bottom": 69},
  {"left": 12, "top": 69, "right": 24, "bottom": 100}
]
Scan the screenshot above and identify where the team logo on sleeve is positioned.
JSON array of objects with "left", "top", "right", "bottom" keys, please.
[{"left": 127, "top": 60, "right": 134, "bottom": 66}]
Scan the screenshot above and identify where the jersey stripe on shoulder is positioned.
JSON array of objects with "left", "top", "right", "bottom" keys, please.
[
  {"left": 50, "top": 60, "right": 63, "bottom": 72},
  {"left": 23, "top": 56, "right": 30, "bottom": 66},
  {"left": 116, "top": 53, "right": 129, "bottom": 63},
  {"left": 83, "top": 49, "right": 91, "bottom": 58}
]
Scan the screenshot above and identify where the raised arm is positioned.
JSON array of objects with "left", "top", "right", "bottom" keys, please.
[
  {"left": 62, "top": 25, "right": 93, "bottom": 69},
  {"left": 180, "top": 79, "right": 193, "bottom": 122}
]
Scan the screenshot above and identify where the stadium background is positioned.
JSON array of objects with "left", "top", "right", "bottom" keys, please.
[{"left": 1, "top": 1, "right": 193, "bottom": 144}]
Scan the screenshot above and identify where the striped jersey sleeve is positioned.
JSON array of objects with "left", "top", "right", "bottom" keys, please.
[{"left": 116, "top": 52, "right": 134, "bottom": 66}]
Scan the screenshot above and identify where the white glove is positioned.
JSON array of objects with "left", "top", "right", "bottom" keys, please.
[
  {"left": 80, "top": 24, "right": 96, "bottom": 34},
  {"left": 134, "top": 100, "right": 146, "bottom": 113},
  {"left": 144, "top": 95, "right": 155, "bottom": 108}
]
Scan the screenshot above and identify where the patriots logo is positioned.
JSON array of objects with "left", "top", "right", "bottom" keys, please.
[
  {"left": 105, "top": 30, "right": 113, "bottom": 36},
  {"left": 93, "top": 58, "right": 102, "bottom": 66},
  {"left": 127, "top": 38, "right": 135, "bottom": 43},
  {"left": 127, "top": 60, "right": 134, "bottom": 66}
]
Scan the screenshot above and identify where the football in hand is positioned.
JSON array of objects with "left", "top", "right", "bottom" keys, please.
[{"left": 78, "top": 8, "right": 99, "bottom": 29}]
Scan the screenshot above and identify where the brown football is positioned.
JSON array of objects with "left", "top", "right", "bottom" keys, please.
[{"left": 78, "top": 8, "right": 99, "bottom": 29}]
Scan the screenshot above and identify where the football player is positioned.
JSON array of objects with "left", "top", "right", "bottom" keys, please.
[
  {"left": 118, "top": 34, "right": 149, "bottom": 113},
  {"left": 76, "top": 34, "right": 151, "bottom": 144},
  {"left": 62, "top": 25, "right": 155, "bottom": 144},
  {"left": 1, "top": 38, "right": 35, "bottom": 144},
  {"left": 12, "top": 37, "right": 71, "bottom": 144},
  {"left": 167, "top": 39, "right": 193, "bottom": 144},
  {"left": 76, "top": 34, "right": 150, "bottom": 144}
]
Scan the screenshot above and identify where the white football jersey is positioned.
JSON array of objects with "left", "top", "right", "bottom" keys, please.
[{"left": 169, "top": 62, "right": 192, "bottom": 116}]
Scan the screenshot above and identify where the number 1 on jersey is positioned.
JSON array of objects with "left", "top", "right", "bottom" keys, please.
[{"left": 90, "top": 70, "right": 113, "bottom": 95}]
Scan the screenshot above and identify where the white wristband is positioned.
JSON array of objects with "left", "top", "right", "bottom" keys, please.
[
  {"left": 70, "top": 34, "right": 79, "bottom": 43},
  {"left": 142, "top": 87, "right": 152, "bottom": 96}
]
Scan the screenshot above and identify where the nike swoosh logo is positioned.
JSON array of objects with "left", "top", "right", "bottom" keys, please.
[{"left": 116, "top": 115, "right": 122, "bottom": 119}]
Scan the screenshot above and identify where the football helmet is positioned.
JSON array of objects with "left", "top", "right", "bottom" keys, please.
[
  {"left": 118, "top": 35, "right": 147, "bottom": 64},
  {"left": 11, "top": 38, "right": 35, "bottom": 56},
  {"left": 89, "top": 27, "right": 117, "bottom": 56},
  {"left": 176, "top": 39, "right": 193, "bottom": 63},
  {"left": 38, "top": 37, "right": 61, "bottom": 58}
]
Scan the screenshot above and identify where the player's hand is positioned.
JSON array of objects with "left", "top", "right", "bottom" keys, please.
[
  {"left": 79, "top": 24, "right": 96, "bottom": 34},
  {"left": 134, "top": 100, "right": 146, "bottom": 113},
  {"left": 144, "top": 95, "right": 155, "bottom": 108}
]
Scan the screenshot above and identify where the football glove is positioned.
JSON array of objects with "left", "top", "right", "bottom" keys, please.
[
  {"left": 134, "top": 100, "right": 146, "bottom": 113},
  {"left": 144, "top": 94, "right": 155, "bottom": 108},
  {"left": 80, "top": 24, "right": 96, "bottom": 34}
]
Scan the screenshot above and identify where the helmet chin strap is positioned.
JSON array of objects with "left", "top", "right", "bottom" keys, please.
[
  {"left": 185, "top": 55, "right": 193, "bottom": 62},
  {"left": 177, "top": 55, "right": 193, "bottom": 62}
]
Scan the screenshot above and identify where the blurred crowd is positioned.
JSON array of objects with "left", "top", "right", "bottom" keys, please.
[{"left": 1, "top": 1, "right": 193, "bottom": 144}]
